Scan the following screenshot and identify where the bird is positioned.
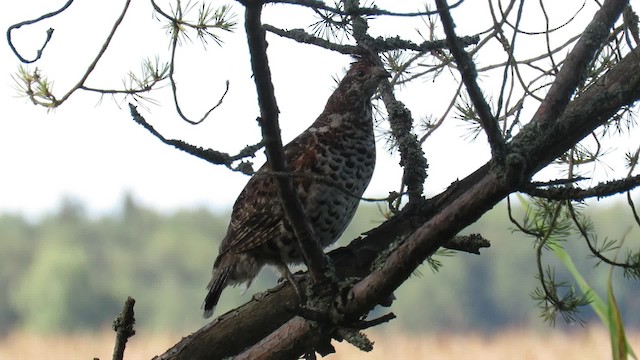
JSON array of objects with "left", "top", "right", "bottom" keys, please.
[{"left": 203, "top": 56, "right": 389, "bottom": 318}]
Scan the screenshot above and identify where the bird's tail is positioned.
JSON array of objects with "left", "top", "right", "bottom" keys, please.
[{"left": 202, "top": 265, "right": 234, "bottom": 318}]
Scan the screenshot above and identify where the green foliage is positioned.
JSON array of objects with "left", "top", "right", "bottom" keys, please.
[{"left": 0, "top": 196, "right": 639, "bottom": 333}]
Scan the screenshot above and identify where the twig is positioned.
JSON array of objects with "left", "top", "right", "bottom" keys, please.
[
  {"left": 522, "top": 174, "right": 640, "bottom": 200},
  {"left": 264, "top": 24, "right": 479, "bottom": 54},
  {"left": 376, "top": 65, "right": 428, "bottom": 202},
  {"left": 435, "top": 0, "right": 506, "bottom": 160},
  {"left": 58, "top": 0, "right": 133, "bottom": 106},
  {"left": 443, "top": 234, "right": 491, "bottom": 255},
  {"left": 112, "top": 297, "right": 136, "bottom": 360},
  {"left": 567, "top": 202, "right": 636, "bottom": 269},
  {"left": 128, "top": 104, "right": 262, "bottom": 173},
  {"left": 266, "top": 0, "right": 465, "bottom": 17},
  {"left": 12, "top": 0, "right": 132, "bottom": 108},
  {"left": 263, "top": 25, "right": 356, "bottom": 54},
  {"left": 6, "top": 0, "right": 74, "bottom": 63},
  {"left": 151, "top": 0, "right": 232, "bottom": 124}
]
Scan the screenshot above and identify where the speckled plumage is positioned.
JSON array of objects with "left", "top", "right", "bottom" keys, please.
[{"left": 203, "top": 59, "right": 389, "bottom": 318}]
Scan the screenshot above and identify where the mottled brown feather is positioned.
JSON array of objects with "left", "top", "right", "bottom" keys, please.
[{"left": 203, "top": 58, "right": 389, "bottom": 317}]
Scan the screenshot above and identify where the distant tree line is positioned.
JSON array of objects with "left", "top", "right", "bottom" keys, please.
[{"left": 0, "top": 195, "right": 638, "bottom": 335}]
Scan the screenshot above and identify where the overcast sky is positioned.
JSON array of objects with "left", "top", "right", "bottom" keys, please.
[{"left": 1, "top": 1, "right": 620, "bottom": 218}]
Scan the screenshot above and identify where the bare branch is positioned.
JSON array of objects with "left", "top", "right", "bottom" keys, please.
[
  {"left": 522, "top": 174, "right": 640, "bottom": 200},
  {"left": 6, "top": 0, "right": 74, "bottom": 63},
  {"left": 10, "top": 0, "right": 132, "bottom": 108},
  {"left": 435, "top": 0, "right": 507, "bottom": 160},
  {"left": 265, "top": 0, "right": 465, "bottom": 17},
  {"left": 58, "top": 0, "right": 133, "bottom": 106},
  {"left": 377, "top": 75, "right": 428, "bottom": 202},
  {"left": 531, "top": 0, "right": 630, "bottom": 128},
  {"left": 152, "top": 0, "right": 234, "bottom": 124},
  {"left": 128, "top": 104, "right": 262, "bottom": 174},
  {"left": 243, "top": 1, "right": 329, "bottom": 283},
  {"left": 263, "top": 24, "right": 356, "bottom": 54},
  {"left": 111, "top": 297, "right": 136, "bottom": 360}
]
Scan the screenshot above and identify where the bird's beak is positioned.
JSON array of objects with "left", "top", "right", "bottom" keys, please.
[{"left": 374, "top": 67, "right": 391, "bottom": 79}]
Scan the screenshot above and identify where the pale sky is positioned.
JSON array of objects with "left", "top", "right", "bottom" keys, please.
[{"left": 1, "top": 1, "right": 621, "bottom": 218}]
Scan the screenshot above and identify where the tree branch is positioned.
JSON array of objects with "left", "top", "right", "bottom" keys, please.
[
  {"left": 151, "top": 0, "right": 233, "bottom": 124},
  {"left": 128, "top": 104, "right": 262, "bottom": 174},
  {"left": 377, "top": 73, "right": 428, "bottom": 202},
  {"left": 154, "top": 217, "right": 488, "bottom": 359},
  {"left": 6, "top": 0, "right": 74, "bottom": 63},
  {"left": 263, "top": 24, "right": 479, "bottom": 54},
  {"left": 344, "top": 23, "right": 640, "bottom": 325},
  {"left": 263, "top": 25, "right": 356, "bottom": 54},
  {"left": 11, "top": 0, "right": 132, "bottom": 108},
  {"left": 111, "top": 297, "right": 135, "bottom": 360},
  {"left": 242, "top": 1, "right": 329, "bottom": 283},
  {"left": 435, "top": 0, "right": 506, "bottom": 160},
  {"left": 522, "top": 174, "right": 640, "bottom": 200},
  {"left": 265, "top": 0, "right": 465, "bottom": 17},
  {"left": 531, "top": 0, "right": 630, "bottom": 128}
]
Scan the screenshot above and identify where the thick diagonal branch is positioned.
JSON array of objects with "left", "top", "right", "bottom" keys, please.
[
  {"left": 531, "top": 0, "right": 630, "bottom": 128},
  {"left": 345, "top": 25, "right": 640, "bottom": 318}
]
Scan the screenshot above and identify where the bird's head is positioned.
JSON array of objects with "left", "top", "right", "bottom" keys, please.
[
  {"left": 325, "top": 57, "right": 390, "bottom": 112},
  {"left": 342, "top": 58, "right": 390, "bottom": 100}
]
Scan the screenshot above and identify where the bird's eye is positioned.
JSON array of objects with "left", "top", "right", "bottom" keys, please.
[{"left": 356, "top": 70, "right": 366, "bottom": 78}]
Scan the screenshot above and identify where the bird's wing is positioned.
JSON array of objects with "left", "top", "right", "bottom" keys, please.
[
  {"left": 220, "top": 131, "right": 320, "bottom": 254},
  {"left": 221, "top": 174, "right": 283, "bottom": 254}
]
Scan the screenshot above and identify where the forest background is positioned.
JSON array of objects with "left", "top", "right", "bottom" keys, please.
[{"left": 1, "top": 195, "right": 638, "bottom": 335}]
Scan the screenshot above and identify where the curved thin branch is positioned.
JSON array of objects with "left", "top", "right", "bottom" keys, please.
[
  {"left": 495, "top": 0, "right": 525, "bottom": 121},
  {"left": 419, "top": 81, "right": 463, "bottom": 143},
  {"left": 532, "top": 202, "right": 583, "bottom": 326},
  {"left": 13, "top": 0, "right": 132, "bottom": 108},
  {"left": 502, "top": 0, "right": 587, "bottom": 36},
  {"left": 567, "top": 202, "right": 636, "bottom": 269},
  {"left": 153, "top": 0, "right": 232, "bottom": 125},
  {"left": 6, "top": 0, "right": 74, "bottom": 63}
]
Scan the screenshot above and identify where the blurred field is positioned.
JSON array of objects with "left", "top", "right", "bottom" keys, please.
[{"left": 0, "top": 327, "right": 637, "bottom": 360}]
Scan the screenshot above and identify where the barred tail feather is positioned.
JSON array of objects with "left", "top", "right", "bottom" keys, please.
[{"left": 202, "top": 265, "right": 234, "bottom": 318}]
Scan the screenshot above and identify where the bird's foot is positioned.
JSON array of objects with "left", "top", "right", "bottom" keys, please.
[{"left": 276, "top": 264, "right": 306, "bottom": 305}]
